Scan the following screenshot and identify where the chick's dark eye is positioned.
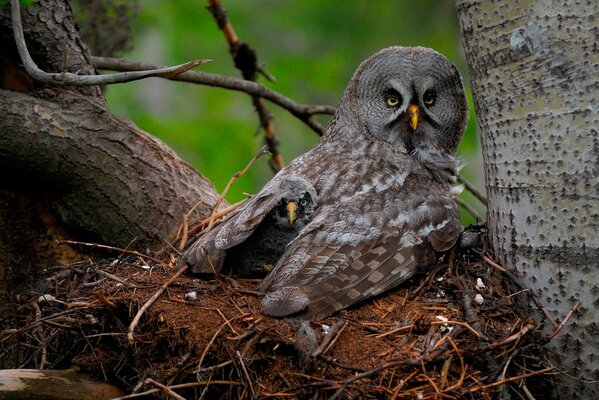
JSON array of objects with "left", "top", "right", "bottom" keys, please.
[
  {"left": 300, "top": 199, "right": 307, "bottom": 206},
  {"left": 385, "top": 92, "right": 402, "bottom": 108},
  {"left": 423, "top": 89, "right": 436, "bottom": 107}
]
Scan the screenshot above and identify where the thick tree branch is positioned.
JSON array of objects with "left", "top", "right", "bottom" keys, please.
[
  {"left": 10, "top": 0, "right": 211, "bottom": 86},
  {"left": 0, "top": 89, "right": 222, "bottom": 250},
  {"left": 93, "top": 57, "right": 335, "bottom": 135}
]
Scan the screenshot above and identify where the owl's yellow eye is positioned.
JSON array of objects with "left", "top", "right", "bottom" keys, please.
[
  {"left": 423, "top": 89, "right": 436, "bottom": 107},
  {"left": 386, "top": 94, "right": 400, "bottom": 107}
]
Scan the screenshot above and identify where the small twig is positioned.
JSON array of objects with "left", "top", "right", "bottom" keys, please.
[
  {"left": 109, "top": 380, "right": 242, "bottom": 400},
  {"left": 456, "top": 197, "right": 483, "bottom": 221},
  {"left": 145, "top": 378, "right": 185, "bottom": 400},
  {"left": 10, "top": 0, "right": 210, "bottom": 87},
  {"left": 375, "top": 324, "right": 414, "bottom": 339},
  {"left": 207, "top": 145, "right": 269, "bottom": 231},
  {"left": 207, "top": 0, "right": 285, "bottom": 171},
  {"left": 196, "top": 312, "right": 244, "bottom": 373},
  {"left": 483, "top": 255, "right": 559, "bottom": 327},
  {"left": 485, "top": 322, "right": 535, "bottom": 350},
  {"left": 236, "top": 350, "right": 256, "bottom": 398},
  {"left": 457, "top": 175, "right": 487, "bottom": 205},
  {"left": 192, "top": 359, "right": 233, "bottom": 374},
  {"left": 178, "top": 198, "right": 248, "bottom": 251},
  {"left": 57, "top": 239, "right": 164, "bottom": 265},
  {"left": 547, "top": 301, "right": 580, "bottom": 341},
  {"left": 466, "top": 366, "right": 555, "bottom": 393},
  {"left": 482, "top": 255, "right": 507, "bottom": 272},
  {"left": 96, "top": 270, "right": 136, "bottom": 288},
  {"left": 95, "top": 291, "right": 118, "bottom": 310},
  {"left": 197, "top": 325, "right": 226, "bottom": 375},
  {"left": 127, "top": 265, "right": 189, "bottom": 343},
  {"left": 93, "top": 57, "right": 334, "bottom": 135},
  {"left": 443, "top": 336, "right": 466, "bottom": 392},
  {"left": 317, "top": 354, "right": 365, "bottom": 373},
  {"left": 312, "top": 320, "right": 347, "bottom": 357},
  {"left": 28, "top": 301, "right": 47, "bottom": 369}
]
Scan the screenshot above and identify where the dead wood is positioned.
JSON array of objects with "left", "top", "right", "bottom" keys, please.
[{"left": 0, "top": 368, "right": 124, "bottom": 400}]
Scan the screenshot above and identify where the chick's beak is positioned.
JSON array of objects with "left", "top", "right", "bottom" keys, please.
[
  {"left": 287, "top": 201, "right": 297, "bottom": 225},
  {"left": 407, "top": 104, "right": 421, "bottom": 130}
]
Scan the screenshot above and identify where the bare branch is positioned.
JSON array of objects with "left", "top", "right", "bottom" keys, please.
[
  {"left": 93, "top": 57, "right": 335, "bottom": 135},
  {"left": 457, "top": 175, "right": 488, "bottom": 205},
  {"left": 10, "top": 0, "right": 210, "bottom": 86},
  {"left": 456, "top": 197, "right": 483, "bottom": 221},
  {"left": 207, "top": 0, "right": 284, "bottom": 172}
]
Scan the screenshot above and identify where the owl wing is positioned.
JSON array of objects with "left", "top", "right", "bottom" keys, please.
[
  {"left": 179, "top": 176, "right": 295, "bottom": 274},
  {"left": 258, "top": 176, "right": 461, "bottom": 318}
]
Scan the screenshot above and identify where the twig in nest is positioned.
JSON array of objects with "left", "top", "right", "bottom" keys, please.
[
  {"left": 485, "top": 322, "right": 535, "bottom": 350},
  {"left": 95, "top": 291, "right": 118, "bottom": 310},
  {"left": 192, "top": 359, "right": 234, "bottom": 374},
  {"left": 207, "top": 0, "right": 285, "bottom": 172},
  {"left": 10, "top": 0, "right": 210, "bottom": 86},
  {"left": 110, "top": 380, "right": 242, "bottom": 400},
  {"left": 96, "top": 269, "right": 136, "bottom": 288},
  {"left": 547, "top": 301, "right": 580, "bottom": 341},
  {"left": 145, "top": 378, "right": 185, "bottom": 400},
  {"left": 196, "top": 313, "right": 244, "bottom": 372},
  {"left": 483, "top": 255, "right": 559, "bottom": 328},
  {"left": 443, "top": 336, "right": 466, "bottom": 392},
  {"left": 482, "top": 255, "right": 507, "bottom": 272},
  {"left": 457, "top": 175, "right": 487, "bottom": 205},
  {"left": 178, "top": 198, "right": 247, "bottom": 252},
  {"left": 57, "top": 240, "right": 165, "bottom": 265},
  {"left": 206, "top": 145, "right": 270, "bottom": 232},
  {"left": 127, "top": 265, "right": 189, "bottom": 343},
  {"left": 236, "top": 350, "right": 256, "bottom": 398},
  {"left": 465, "top": 366, "right": 555, "bottom": 394},
  {"left": 312, "top": 319, "right": 347, "bottom": 357},
  {"left": 28, "top": 301, "right": 47, "bottom": 369}
]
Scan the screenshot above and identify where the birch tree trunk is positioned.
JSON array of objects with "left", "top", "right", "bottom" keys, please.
[{"left": 456, "top": 1, "right": 599, "bottom": 397}]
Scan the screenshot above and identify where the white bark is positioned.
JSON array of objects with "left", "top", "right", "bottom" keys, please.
[{"left": 456, "top": 0, "right": 599, "bottom": 397}]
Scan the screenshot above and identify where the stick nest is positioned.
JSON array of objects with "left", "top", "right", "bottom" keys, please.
[{"left": 3, "top": 231, "right": 556, "bottom": 399}]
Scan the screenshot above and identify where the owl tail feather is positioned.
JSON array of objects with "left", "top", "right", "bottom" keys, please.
[{"left": 261, "top": 287, "right": 309, "bottom": 317}]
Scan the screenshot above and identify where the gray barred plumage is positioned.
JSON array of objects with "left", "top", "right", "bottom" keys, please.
[{"left": 179, "top": 46, "right": 468, "bottom": 319}]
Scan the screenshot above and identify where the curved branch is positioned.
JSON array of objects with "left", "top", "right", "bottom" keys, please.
[
  {"left": 93, "top": 57, "right": 336, "bottom": 135},
  {"left": 10, "top": 0, "right": 211, "bottom": 86}
]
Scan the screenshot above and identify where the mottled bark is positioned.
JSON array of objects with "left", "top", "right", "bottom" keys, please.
[
  {"left": 457, "top": 0, "right": 599, "bottom": 397},
  {"left": 0, "top": 0, "right": 222, "bottom": 318}
]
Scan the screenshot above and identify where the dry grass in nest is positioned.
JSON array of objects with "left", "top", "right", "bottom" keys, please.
[{"left": 2, "top": 238, "right": 559, "bottom": 399}]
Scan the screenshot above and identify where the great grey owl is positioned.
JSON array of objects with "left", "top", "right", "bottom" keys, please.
[{"left": 179, "top": 46, "right": 468, "bottom": 319}]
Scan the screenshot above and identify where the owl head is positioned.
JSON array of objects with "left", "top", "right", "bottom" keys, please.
[
  {"left": 271, "top": 176, "right": 317, "bottom": 229},
  {"left": 334, "top": 46, "right": 468, "bottom": 160}
]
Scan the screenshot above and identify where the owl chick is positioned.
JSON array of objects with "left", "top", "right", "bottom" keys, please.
[
  {"left": 179, "top": 176, "right": 317, "bottom": 276},
  {"left": 225, "top": 188, "right": 316, "bottom": 277}
]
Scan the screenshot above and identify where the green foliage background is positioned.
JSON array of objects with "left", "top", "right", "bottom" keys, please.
[{"left": 104, "top": 0, "right": 485, "bottom": 223}]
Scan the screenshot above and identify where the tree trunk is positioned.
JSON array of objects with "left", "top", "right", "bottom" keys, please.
[
  {"left": 456, "top": 0, "right": 599, "bottom": 397},
  {"left": 0, "top": 0, "right": 221, "bottom": 320}
]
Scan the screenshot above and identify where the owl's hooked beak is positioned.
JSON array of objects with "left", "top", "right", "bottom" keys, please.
[
  {"left": 407, "top": 104, "right": 421, "bottom": 130},
  {"left": 287, "top": 201, "right": 298, "bottom": 225}
]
